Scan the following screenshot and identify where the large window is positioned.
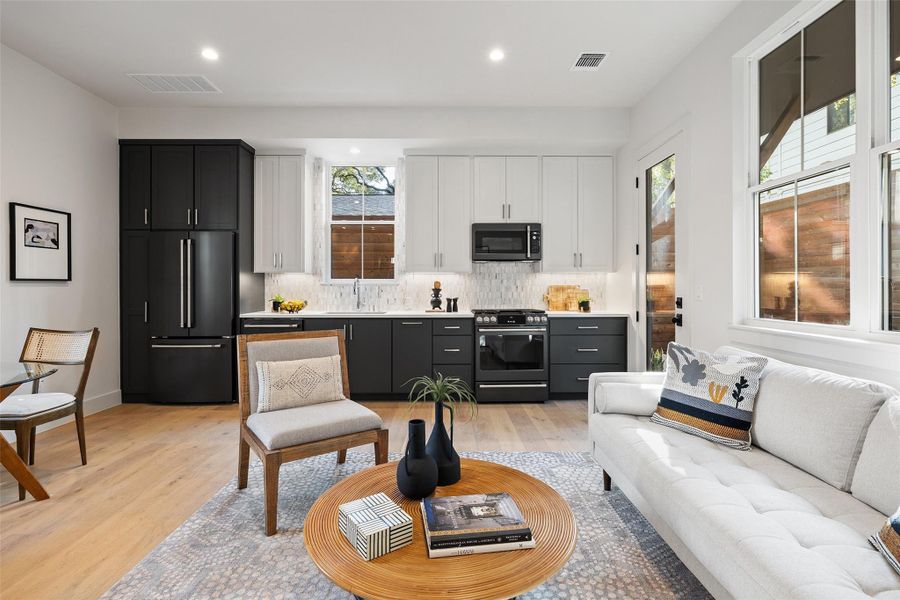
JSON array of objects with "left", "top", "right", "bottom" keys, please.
[
  {"left": 886, "top": 153, "right": 900, "bottom": 331},
  {"left": 754, "top": 0, "right": 854, "bottom": 325},
  {"left": 329, "top": 166, "right": 396, "bottom": 280}
]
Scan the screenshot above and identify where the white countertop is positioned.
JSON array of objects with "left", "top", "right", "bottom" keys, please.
[{"left": 240, "top": 310, "right": 628, "bottom": 319}]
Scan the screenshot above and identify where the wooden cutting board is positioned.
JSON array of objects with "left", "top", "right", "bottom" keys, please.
[{"left": 545, "top": 285, "right": 588, "bottom": 311}]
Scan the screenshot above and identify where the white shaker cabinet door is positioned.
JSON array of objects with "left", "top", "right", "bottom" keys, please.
[
  {"left": 437, "top": 156, "right": 472, "bottom": 273},
  {"left": 577, "top": 156, "right": 614, "bottom": 271},
  {"left": 506, "top": 156, "right": 541, "bottom": 222},
  {"left": 404, "top": 156, "right": 440, "bottom": 272},
  {"left": 253, "top": 156, "right": 278, "bottom": 273},
  {"left": 472, "top": 156, "right": 506, "bottom": 222},
  {"left": 276, "top": 156, "right": 304, "bottom": 272},
  {"left": 541, "top": 157, "right": 579, "bottom": 272}
]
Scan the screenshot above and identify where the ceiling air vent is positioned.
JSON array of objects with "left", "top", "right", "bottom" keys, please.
[
  {"left": 128, "top": 74, "right": 221, "bottom": 93},
  {"left": 570, "top": 53, "right": 607, "bottom": 72}
]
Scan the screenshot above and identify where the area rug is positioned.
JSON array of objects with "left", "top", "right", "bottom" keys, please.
[{"left": 103, "top": 451, "right": 711, "bottom": 599}]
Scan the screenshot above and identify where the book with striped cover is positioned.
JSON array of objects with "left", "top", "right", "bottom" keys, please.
[{"left": 421, "top": 492, "right": 534, "bottom": 557}]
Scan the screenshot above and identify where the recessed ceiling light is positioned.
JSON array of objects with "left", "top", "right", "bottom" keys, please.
[
  {"left": 350, "top": 147, "right": 361, "bottom": 155},
  {"left": 201, "top": 47, "right": 219, "bottom": 61},
  {"left": 489, "top": 48, "right": 505, "bottom": 62}
]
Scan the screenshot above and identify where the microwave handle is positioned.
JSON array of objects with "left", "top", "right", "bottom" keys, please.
[{"left": 526, "top": 225, "right": 531, "bottom": 259}]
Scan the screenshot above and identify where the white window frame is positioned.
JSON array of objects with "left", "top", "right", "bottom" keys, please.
[
  {"left": 732, "top": 0, "right": 900, "bottom": 344},
  {"left": 325, "top": 164, "right": 398, "bottom": 284}
]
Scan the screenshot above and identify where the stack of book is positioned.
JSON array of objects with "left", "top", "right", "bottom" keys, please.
[{"left": 421, "top": 492, "right": 535, "bottom": 558}]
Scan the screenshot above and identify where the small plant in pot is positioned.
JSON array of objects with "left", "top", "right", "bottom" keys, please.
[
  {"left": 406, "top": 373, "right": 477, "bottom": 487},
  {"left": 577, "top": 296, "right": 592, "bottom": 312},
  {"left": 270, "top": 294, "right": 285, "bottom": 313}
]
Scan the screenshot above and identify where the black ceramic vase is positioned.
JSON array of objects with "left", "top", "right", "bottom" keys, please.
[
  {"left": 426, "top": 401, "right": 461, "bottom": 486},
  {"left": 396, "top": 419, "right": 438, "bottom": 500}
]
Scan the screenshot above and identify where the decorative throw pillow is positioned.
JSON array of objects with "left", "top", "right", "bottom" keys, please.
[
  {"left": 256, "top": 355, "right": 345, "bottom": 413},
  {"left": 650, "top": 342, "right": 767, "bottom": 450},
  {"left": 870, "top": 508, "right": 900, "bottom": 576}
]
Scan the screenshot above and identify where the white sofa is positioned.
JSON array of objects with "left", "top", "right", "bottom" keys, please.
[{"left": 588, "top": 346, "right": 900, "bottom": 600}]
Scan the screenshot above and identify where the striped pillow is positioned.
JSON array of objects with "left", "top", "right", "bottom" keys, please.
[
  {"left": 870, "top": 508, "right": 900, "bottom": 576},
  {"left": 651, "top": 343, "right": 767, "bottom": 450}
]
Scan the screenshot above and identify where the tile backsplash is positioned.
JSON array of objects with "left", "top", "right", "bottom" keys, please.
[{"left": 266, "top": 264, "right": 605, "bottom": 312}]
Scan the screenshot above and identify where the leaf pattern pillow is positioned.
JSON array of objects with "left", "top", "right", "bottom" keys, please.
[{"left": 650, "top": 342, "right": 768, "bottom": 450}]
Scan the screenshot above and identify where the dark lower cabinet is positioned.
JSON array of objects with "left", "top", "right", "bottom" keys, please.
[
  {"left": 303, "top": 318, "right": 348, "bottom": 337},
  {"left": 392, "top": 319, "right": 432, "bottom": 394},
  {"left": 121, "top": 231, "right": 150, "bottom": 399},
  {"left": 239, "top": 318, "right": 303, "bottom": 334},
  {"left": 148, "top": 338, "right": 234, "bottom": 403},
  {"left": 151, "top": 146, "right": 194, "bottom": 230},
  {"left": 433, "top": 364, "right": 474, "bottom": 391},
  {"left": 549, "top": 317, "right": 628, "bottom": 397},
  {"left": 304, "top": 318, "right": 392, "bottom": 395}
]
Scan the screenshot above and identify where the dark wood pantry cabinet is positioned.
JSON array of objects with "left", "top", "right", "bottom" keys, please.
[{"left": 119, "top": 139, "right": 262, "bottom": 404}]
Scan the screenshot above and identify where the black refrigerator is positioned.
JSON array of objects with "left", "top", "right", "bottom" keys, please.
[{"left": 119, "top": 140, "right": 262, "bottom": 404}]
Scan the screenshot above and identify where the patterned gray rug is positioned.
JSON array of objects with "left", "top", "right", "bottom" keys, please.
[{"left": 103, "top": 451, "right": 710, "bottom": 599}]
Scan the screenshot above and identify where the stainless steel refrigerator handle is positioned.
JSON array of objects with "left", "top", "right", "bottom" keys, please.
[
  {"left": 477, "top": 327, "right": 547, "bottom": 333},
  {"left": 479, "top": 383, "right": 548, "bottom": 389},
  {"left": 526, "top": 225, "right": 532, "bottom": 259},
  {"left": 186, "top": 238, "right": 193, "bottom": 328},
  {"left": 151, "top": 344, "right": 224, "bottom": 349},
  {"left": 244, "top": 323, "right": 299, "bottom": 328},
  {"left": 179, "top": 239, "right": 185, "bottom": 328}
]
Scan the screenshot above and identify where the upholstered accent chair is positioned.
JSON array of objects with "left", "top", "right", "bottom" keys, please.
[
  {"left": 0, "top": 327, "right": 100, "bottom": 500},
  {"left": 237, "top": 330, "right": 389, "bottom": 535}
]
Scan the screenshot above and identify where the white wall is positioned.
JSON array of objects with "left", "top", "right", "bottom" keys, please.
[{"left": 1, "top": 45, "right": 121, "bottom": 419}]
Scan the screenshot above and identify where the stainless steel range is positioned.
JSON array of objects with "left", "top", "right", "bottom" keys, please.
[{"left": 473, "top": 309, "right": 549, "bottom": 403}]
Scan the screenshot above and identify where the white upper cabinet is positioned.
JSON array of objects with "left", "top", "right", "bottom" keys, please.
[
  {"left": 404, "top": 156, "right": 439, "bottom": 272},
  {"left": 254, "top": 155, "right": 304, "bottom": 273},
  {"left": 438, "top": 156, "right": 472, "bottom": 272},
  {"left": 472, "top": 156, "right": 540, "bottom": 223},
  {"left": 542, "top": 156, "right": 614, "bottom": 272}
]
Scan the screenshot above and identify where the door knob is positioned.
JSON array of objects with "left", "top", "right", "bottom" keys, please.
[{"left": 672, "top": 314, "right": 683, "bottom": 327}]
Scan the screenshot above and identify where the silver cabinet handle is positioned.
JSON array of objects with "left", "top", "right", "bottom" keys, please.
[
  {"left": 186, "top": 238, "right": 193, "bottom": 328},
  {"left": 187, "top": 209, "right": 192, "bottom": 225},
  {"left": 401, "top": 321, "right": 423, "bottom": 325},
  {"left": 434, "top": 252, "right": 437, "bottom": 268},
  {"left": 576, "top": 377, "right": 590, "bottom": 382},
  {"left": 439, "top": 253, "right": 444, "bottom": 268},
  {"left": 343, "top": 324, "right": 347, "bottom": 340},
  {"left": 577, "top": 348, "right": 599, "bottom": 352},
  {"left": 144, "top": 301, "right": 148, "bottom": 324},
  {"left": 443, "top": 325, "right": 461, "bottom": 330},
  {"left": 526, "top": 225, "right": 532, "bottom": 259},
  {"left": 194, "top": 208, "right": 198, "bottom": 226},
  {"left": 507, "top": 203, "right": 511, "bottom": 219},
  {"left": 144, "top": 208, "right": 148, "bottom": 225},
  {"left": 579, "top": 253, "right": 583, "bottom": 267},
  {"left": 179, "top": 239, "right": 185, "bottom": 328},
  {"left": 574, "top": 253, "right": 577, "bottom": 268},
  {"left": 577, "top": 325, "right": 599, "bottom": 330},
  {"left": 443, "top": 348, "right": 461, "bottom": 352},
  {"left": 151, "top": 344, "right": 223, "bottom": 349},
  {"left": 280, "top": 253, "right": 284, "bottom": 269},
  {"left": 244, "top": 323, "right": 299, "bottom": 328},
  {"left": 479, "top": 383, "right": 548, "bottom": 389},
  {"left": 349, "top": 323, "right": 354, "bottom": 341},
  {"left": 502, "top": 204, "right": 506, "bottom": 219}
]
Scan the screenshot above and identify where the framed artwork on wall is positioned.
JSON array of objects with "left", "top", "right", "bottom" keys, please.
[{"left": 9, "top": 202, "right": 72, "bottom": 281}]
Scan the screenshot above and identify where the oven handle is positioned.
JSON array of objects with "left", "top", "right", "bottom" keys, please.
[
  {"left": 478, "top": 383, "right": 548, "bottom": 389},
  {"left": 477, "top": 328, "right": 547, "bottom": 333}
]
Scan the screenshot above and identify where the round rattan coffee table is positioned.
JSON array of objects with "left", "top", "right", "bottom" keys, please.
[{"left": 305, "top": 458, "right": 577, "bottom": 600}]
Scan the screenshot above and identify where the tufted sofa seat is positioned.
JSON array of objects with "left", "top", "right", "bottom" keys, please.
[{"left": 588, "top": 350, "right": 900, "bottom": 600}]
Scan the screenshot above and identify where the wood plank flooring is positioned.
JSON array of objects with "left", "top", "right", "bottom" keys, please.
[{"left": 0, "top": 400, "right": 587, "bottom": 600}]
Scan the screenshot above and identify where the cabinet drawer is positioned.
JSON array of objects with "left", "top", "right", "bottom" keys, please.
[
  {"left": 550, "top": 364, "right": 626, "bottom": 394},
  {"left": 550, "top": 335, "right": 626, "bottom": 364},
  {"left": 433, "top": 319, "right": 473, "bottom": 335},
  {"left": 432, "top": 336, "right": 473, "bottom": 364},
  {"left": 149, "top": 338, "right": 234, "bottom": 403},
  {"left": 240, "top": 318, "right": 303, "bottom": 334},
  {"left": 550, "top": 317, "right": 626, "bottom": 336},
  {"left": 433, "top": 364, "right": 474, "bottom": 391}
]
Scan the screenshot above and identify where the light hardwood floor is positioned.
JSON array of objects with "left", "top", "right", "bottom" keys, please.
[{"left": 0, "top": 400, "right": 588, "bottom": 600}]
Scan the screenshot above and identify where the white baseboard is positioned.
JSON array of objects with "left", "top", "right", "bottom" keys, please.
[{"left": 1, "top": 389, "right": 121, "bottom": 442}]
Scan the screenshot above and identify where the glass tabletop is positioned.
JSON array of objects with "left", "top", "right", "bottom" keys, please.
[{"left": 0, "top": 362, "right": 58, "bottom": 389}]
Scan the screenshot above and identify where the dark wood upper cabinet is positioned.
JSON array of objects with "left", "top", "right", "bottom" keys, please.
[
  {"left": 120, "top": 145, "right": 151, "bottom": 230},
  {"left": 151, "top": 146, "right": 194, "bottom": 230},
  {"left": 195, "top": 145, "right": 238, "bottom": 230}
]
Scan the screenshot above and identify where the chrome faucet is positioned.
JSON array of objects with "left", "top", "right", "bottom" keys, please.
[{"left": 353, "top": 276, "right": 361, "bottom": 311}]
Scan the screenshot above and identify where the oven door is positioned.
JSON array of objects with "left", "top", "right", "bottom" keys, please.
[
  {"left": 475, "top": 327, "right": 548, "bottom": 382},
  {"left": 472, "top": 224, "right": 533, "bottom": 261}
]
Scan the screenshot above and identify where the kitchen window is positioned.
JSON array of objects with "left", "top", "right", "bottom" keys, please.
[{"left": 329, "top": 166, "right": 396, "bottom": 281}]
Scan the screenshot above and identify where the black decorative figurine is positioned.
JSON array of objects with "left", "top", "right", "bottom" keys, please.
[
  {"left": 430, "top": 287, "right": 443, "bottom": 311},
  {"left": 426, "top": 401, "right": 461, "bottom": 486},
  {"left": 396, "top": 419, "right": 438, "bottom": 499}
]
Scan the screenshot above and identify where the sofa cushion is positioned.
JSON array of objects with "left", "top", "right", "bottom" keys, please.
[
  {"left": 590, "top": 412, "right": 900, "bottom": 599},
  {"left": 256, "top": 355, "right": 346, "bottom": 413},
  {"left": 851, "top": 397, "right": 900, "bottom": 516},
  {"left": 716, "top": 346, "right": 895, "bottom": 491},
  {"left": 246, "top": 399, "right": 382, "bottom": 450},
  {"left": 650, "top": 343, "right": 767, "bottom": 449},
  {"left": 870, "top": 509, "right": 900, "bottom": 577}
]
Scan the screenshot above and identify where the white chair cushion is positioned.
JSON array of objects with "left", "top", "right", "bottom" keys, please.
[
  {"left": 0, "top": 393, "right": 75, "bottom": 417},
  {"left": 851, "top": 397, "right": 900, "bottom": 516},
  {"left": 590, "top": 412, "right": 900, "bottom": 600},
  {"left": 246, "top": 399, "right": 382, "bottom": 450}
]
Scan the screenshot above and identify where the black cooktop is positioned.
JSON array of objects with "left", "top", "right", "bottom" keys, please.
[{"left": 471, "top": 308, "right": 546, "bottom": 315}]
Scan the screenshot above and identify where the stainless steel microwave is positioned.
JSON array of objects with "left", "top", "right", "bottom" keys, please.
[{"left": 471, "top": 223, "right": 541, "bottom": 262}]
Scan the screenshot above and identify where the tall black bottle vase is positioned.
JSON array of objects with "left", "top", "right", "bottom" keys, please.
[
  {"left": 396, "top": 419, "right": 438, "bottom": 499},
  {"left": 426, "top": 401, "right": 461, "bottom": 486}
]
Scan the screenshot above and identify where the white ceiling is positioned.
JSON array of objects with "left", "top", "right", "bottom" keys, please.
[{"left": 0, "top": 1, "right": 738, "bottom": 109}]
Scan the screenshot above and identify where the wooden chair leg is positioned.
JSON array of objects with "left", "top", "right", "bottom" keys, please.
[
  {"left": 15, "top": 422, "right": 31, "bottom": 501},
  {"left": 29, "top": 426, "right": 36, "bottom": 466},
  {"left": 603, "top": 470, "right": 611, "bottom": 491},
  {"left": 263, "top": 456, "right": 281, "bottom": 536},
  {"left": 374, "top": 429, "right": 389, "bottom": 465},
  {"left": 237, "top": 435, "right": 250, "bottom": 490},
  {"left": 75, "top": 406, "right": 87, "bottom": 465},
  {"left": 337, "top": 449, "right": 347, "bottom": 464}
]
